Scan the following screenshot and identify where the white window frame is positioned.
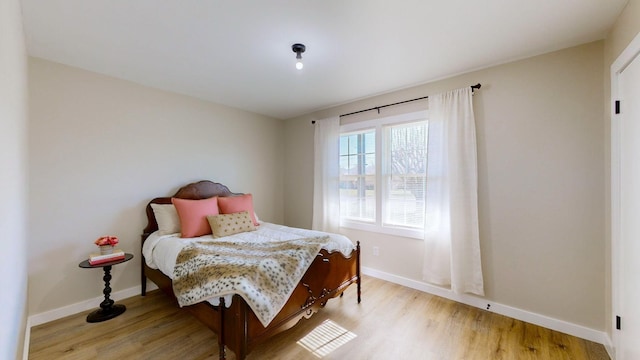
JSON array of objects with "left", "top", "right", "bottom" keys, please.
[{"left": 340, "top": 110, "right": 428, "bottom": 240}]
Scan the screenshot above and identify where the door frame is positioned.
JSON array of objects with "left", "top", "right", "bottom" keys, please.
[{"left": 611, "top": 30, "right": 640, "bottom": 359}]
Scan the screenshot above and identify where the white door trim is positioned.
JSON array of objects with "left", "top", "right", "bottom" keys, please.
[{"left": 611, "top": 30, "right": 640, "bottom": 360}]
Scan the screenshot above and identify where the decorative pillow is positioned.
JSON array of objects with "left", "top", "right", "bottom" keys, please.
[
  {"left": 217, "top": 194, "right": 259, "bottom": 226},
  {"left": 207, "top": 211, "right": 257, "bottom": 238},
  {"left": 150, "top": 203, "right": 181, "bottom": 235},
  {"left": 172, "top": 197, "right": 219, "bottom": 238}
]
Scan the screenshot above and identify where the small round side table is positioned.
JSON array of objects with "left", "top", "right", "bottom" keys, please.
[{"left": 79, "top": 253, "right": 134, "bottom": 323}]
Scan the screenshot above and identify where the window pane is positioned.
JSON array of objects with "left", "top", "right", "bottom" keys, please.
[
  {"left": 365, "top": 154, "right": 375, "bottom": 175},
  {"left": 385, "top": 174, "right": 426, "bottom": 227},
  {"left": 348, "top": 155, "right": 359, "bottom": 175},
  {"left": 348, "top": 134, "right": 358, "bottom": 154},
  {"left": 389, "top": 123, "right": 427, "bottom": 175},
  {"left": 384, "top": 122, "right": 427, "bottom": 228},
  {"left": 340, "top": 136, "right": 348, "bottom": 155},
  {"left": 364, "top": 131, "right": 375, "bottom": 153},
  {"left": 339, "top": 130, "right": 375, "bottom": 222},
  {"left": 339, "top": 176, "right": 375, "bottom": 221},
  {"left": 339, "top": 156, "right": 350, "bottom": 175}
]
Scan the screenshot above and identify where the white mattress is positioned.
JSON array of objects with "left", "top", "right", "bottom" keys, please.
[{"left": 142, "top": 222, "right": 356, "bottom": 306}]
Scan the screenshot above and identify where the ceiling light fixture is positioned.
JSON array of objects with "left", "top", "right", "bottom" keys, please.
[{"left": 292, "top": 43, "right": 306, "bottom": 70}]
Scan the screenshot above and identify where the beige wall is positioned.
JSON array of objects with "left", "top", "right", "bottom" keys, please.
[
  {"left": 605, "top": 0, "right": 640, "bottom": 66},
  {"left": 603, "top": 0, "right": 640, "bottom": 344},
  {"left": 27, "top": 58, "right": 285, "bottom": 315},
  {"left": 284, "top": 41, "right": 606, "bottom": 330},
  {"left": 24, "top": 4, "right": 638, "bottom": 342},
  {"left": 0, "top": 0, "right": 28, "bottom": 358}
]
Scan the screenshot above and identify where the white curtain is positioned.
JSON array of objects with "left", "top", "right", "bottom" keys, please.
[
  {"left": 423, "top": 87, "right": 484, "bottom": 296},
  {"left": 312, "top": 116, "right": 341, "bottom": 233}
]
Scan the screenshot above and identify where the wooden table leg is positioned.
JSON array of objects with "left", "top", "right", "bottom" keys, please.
[{"left": 86, "top": 265, "right": 126, "bottom": 322}]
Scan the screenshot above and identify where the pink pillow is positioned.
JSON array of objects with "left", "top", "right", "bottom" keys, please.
[
  {"left": 217, "top": 194, "right": 259, "bottom": 226},
  {"left": 172, "top": 197, "right": 219, "bottom": 238}
]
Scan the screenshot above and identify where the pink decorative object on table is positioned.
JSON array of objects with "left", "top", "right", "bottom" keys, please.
[{"left": 95, "top": 236, "right": 119, "bottom": 255}]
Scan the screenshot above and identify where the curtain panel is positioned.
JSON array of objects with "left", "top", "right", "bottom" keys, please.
[
  {"left": 423, "top": 87, "right": 484, "bottom": 296},
  {"left": 312, "top": 116, "right": 341, "bottom": 233}
]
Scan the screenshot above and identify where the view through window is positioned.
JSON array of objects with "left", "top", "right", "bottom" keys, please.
[{"left": 339, "top": 111, "right": 428, "bottom": 238}]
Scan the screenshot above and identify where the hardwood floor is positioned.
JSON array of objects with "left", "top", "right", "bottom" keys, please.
[{"left": 29, "top": 276, "right": 609, "bottom": 360}]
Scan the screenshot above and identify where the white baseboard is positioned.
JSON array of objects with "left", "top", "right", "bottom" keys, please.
[
  {"left": 26, "top": 271, "right": 610, "bottom": 355},
  {"left": 361, "top": 266, "right": 609, "bottom": 346},
  {"left": 603, "top": 335, "right": 615, "bottom": 360},
  {"left": 24, "top": 282, "right": 159, "bottom": 359},
  {"left": 22, "top": 317, "right": 30, "bottom": 360},
  {"left": 27, "top": 282, "right": 158, "bottom": 328}
]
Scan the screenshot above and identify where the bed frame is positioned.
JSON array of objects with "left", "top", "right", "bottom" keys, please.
[{"left": 141, "top": 180, "right": 361, "bottom": 360}]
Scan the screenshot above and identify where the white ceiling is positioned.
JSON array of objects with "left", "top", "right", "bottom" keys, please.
[{"left": 21, "top": 0, "right": 628, "bottom": 119}]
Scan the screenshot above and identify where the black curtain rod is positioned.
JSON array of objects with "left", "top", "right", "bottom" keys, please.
[{"left": 311, "top": 83, "right": 481, "bottom": 124}]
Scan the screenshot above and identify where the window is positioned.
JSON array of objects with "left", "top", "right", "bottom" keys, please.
[{"left": 339, "top": 111, "right": 428, "bottom": 238}]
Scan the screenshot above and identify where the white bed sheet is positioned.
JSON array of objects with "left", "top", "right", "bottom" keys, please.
[{"left": 142, "top": 222, "right": 356, "bottom": 307}]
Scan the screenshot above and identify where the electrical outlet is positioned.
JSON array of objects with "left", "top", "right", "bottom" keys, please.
[{"left": 373, "top": 246, "right": 379, "bottom": 256}]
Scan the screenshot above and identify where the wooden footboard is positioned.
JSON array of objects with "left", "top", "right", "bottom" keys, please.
[{"left": 142, "top": 243, "right": 360, "bottom": 360}]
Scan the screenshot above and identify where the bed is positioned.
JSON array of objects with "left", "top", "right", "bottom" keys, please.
[{"left": 141, "top": 180, "right": 361, "bottom": 360}]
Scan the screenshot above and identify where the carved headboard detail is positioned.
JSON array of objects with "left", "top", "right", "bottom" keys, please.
[{"left": 142, "top": 180, "right": 241, "bottom": 237}]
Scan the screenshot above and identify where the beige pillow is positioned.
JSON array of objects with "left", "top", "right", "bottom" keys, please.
[
  {"left": 150, "top": 203, "right": 181, "bottom": 235},
  {"left": 207, "top": 211, "right": 256, "bottom": 238}
]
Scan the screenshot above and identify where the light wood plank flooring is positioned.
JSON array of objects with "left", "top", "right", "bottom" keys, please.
[{"left": 29, "top": 276, "right": 609, "bottom": 359}]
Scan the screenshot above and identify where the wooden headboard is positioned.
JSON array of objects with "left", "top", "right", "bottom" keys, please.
[{"left": 142, "top": 180, "right": 241, "bottom": 238}]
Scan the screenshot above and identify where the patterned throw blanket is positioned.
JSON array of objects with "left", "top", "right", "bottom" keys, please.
[{"left": 173, "top": 236, "right": 330, "bottom": 327}]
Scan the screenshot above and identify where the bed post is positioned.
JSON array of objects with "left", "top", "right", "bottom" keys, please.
[
  {"left": 141, "top": 234, "right": 149, "bottom": 296},
  {"left": 356, "top": 241, "right": 361, "bottom": 303},
  {"left": 141, "top": 265, "right": 147, "bottom": 296},
  {"left": 219, "top": 297, "right": 226, "bottom": 360}
]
